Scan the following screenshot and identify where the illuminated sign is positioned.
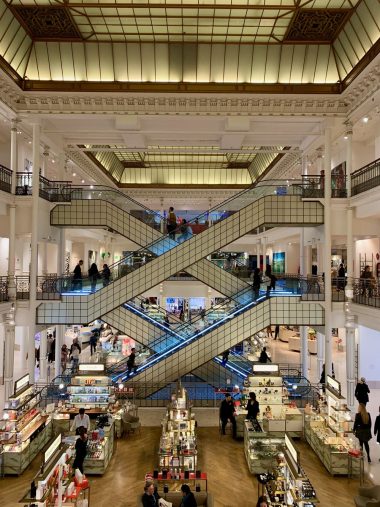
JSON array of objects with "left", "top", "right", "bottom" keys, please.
[
  {"left": 14, "top": 374, "right": 30, "bottom": 394},
  {"left": 44, "top": 434, "right": 61, "bottom": 464},
  {"left": 78, "top": 364, "right": 105, "bottom": 372},
  {"left": 252, "top": 363, "right": 279, "bottom": 374},
  {"left": 326, "top": 375, "right": 341, "bottom": 395}
]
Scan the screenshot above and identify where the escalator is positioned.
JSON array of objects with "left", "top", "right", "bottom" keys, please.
[{"left": 38, "top": 183, "right": 323, "bottom": 325}]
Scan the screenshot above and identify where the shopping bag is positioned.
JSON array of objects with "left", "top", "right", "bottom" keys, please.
[{"left": 159, "top": 499, "right": 173, "bottom": 507}]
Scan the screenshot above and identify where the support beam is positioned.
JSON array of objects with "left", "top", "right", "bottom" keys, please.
[{"left": 323, "top": 127, "right": 332, "bottom": 377}]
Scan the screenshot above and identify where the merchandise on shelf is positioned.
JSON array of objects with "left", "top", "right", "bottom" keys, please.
[
  {"left": 66, "top": 364, "right": 115, "bottom": 410},
  {"left": 304, "top": 375, "right": 357, "bottom": 475},
  {"left": 19, "top": 433, "right": 90, "bottom": 506},
  {"left": 158, "top": 386, "right": 198, "bottom": 473},
  {"left": 0, "top": 374, "right": 52, "bottom": 475},
  {"left": 244, "top": 420, "right": 283, "bottom": 474}
]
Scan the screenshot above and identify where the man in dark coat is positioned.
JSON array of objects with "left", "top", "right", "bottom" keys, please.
[
  {"left": 219, "top": 393, "right": 237, "bottom": 438},
  {"left": 355, "top": 377, "right": 370, "bottom": 405}
]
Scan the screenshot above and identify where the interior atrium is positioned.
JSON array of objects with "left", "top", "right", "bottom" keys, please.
[{"left": 0, "top": 0, "right": 379, "bottom": 506}]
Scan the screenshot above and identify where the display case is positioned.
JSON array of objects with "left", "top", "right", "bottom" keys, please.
[
  {"left": 264, "top": 434, "right": 319, "bottom": 506},
  {"left": 304, "top": 376, "right": 357, "bottom": 475},
  {"left": 67, "top": 364, "right": 114, "bottom": 410},
  {"left": 145, "top": 471, "right": 208, "bottom": 493},
  {"left": 0, "top": 374, "right": 52, "bottom": 475},
  {"left": 158, "top": 386, "right": 197, "bottom": 473},
  {"left": 244, "top": 420, "right": 284, "bottom": 474},
  {"left": 19, "top": 434, "right": 90, "bottom": 506}
]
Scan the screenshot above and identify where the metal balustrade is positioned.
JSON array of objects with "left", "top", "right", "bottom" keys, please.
[
  {"left": 0, "top": 164, "right": 12, "bottom": 193},
  {"left": 352, "top": 157, "right": 380, "bottom": 196},
  {"left": 0, "top": 276, "right": 9, "bottom": 302},
  {"left": 301, "top": 174, "right": 347, "bottom": 198},
  {"left": 15, "top": 172, "right": 72, "bottom": 201}
]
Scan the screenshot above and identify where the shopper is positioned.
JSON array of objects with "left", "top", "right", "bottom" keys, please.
[
  {"left": 177, "top": 219, "right": 193, "bottom": 243},
  {"left": 265, "top": 265, "right": 277, "bottom": 297},
  {"left": 374, "top": 406, "right": 380, "bottom": 459},
  {"left": 88, "top": 262, "right": 99, "bottom": 292},
  {"left": 167, "top": 206, "right": 177, "bottom": 240},
  {"left": 141, "top": 481, "right": 160, "bottom": 507},
  {"left": 252, "top": 267, "right": 262, "bottom": 300},
  {"left": 89, "top": 331, "right": 98, "bottom": 356},
  {"left": 274, "top": 325, "right": 280, "bottom": 340},
  {"left": 180, "top": 484, "right": 197, "bottom": 507},
  {"left": 163, "top": 315, "right": 171, "bottom": 329},
  {"left": 70, "top": 341, "right": 81, "bottom": 370},
  {"left": 126, "top": 347, "right": 136, "bottom": 375},
  {"left": 337, "top": 263, "right": 346, "bottom": 291},
  {"left": 179, "top": 309, "right": 185, "bottom": 322},
  {"left": 47, "top": 333, "right": 55, "bottom": 363},
  {"left": 353, "top": 403, "right": 372, "bottom": 463},
  {"left": 102, "top": 263, "right": 111, "bottom": 287},
  {"left": 266, "top": 326, "right": 273, "bottom": 338},
  {"left": 73, "top": 427, "right": 88, "bottom": 474},
  {"left": 72, "top": 260, "right": 84, "bottom": 291},
  {"left": 35, "top": 347, "right": 40, "bottom": 368},
  {"left": 256, "top": 496, "right": 269, "bottom": 507},
  {"left": 71, "top": 407, "right": 90, "bottom": 434},
  {"left": 61, "top": 344, "right": 69, "bottom": 372},
  {"left": 360, "top": 265, "right": 374, "bottom": 297},
  {"left": 259, "top": 347, "right": 270, "bottom": 363},
  {"left": 221, "top": 350, "right": 229, "bottom": 365},
  {"left": 247, "top": 392, "right": 260, "bottom": 420},
  {"left": 219, "top": 393, "right": 237, "bottom": 438},
  {"left": 355, "top": 377, "right": 370, "bottom": 406}
]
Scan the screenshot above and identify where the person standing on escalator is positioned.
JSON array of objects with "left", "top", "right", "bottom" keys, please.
[
  {"left": 167, "top": 206, "right": 177, "bottom": 240},
  {"left": 252, "top": 268, "right": 262, "bottom": 300}
]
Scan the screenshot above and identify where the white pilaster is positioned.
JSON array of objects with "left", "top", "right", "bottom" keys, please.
[
  {"left": 8, "top": 119, "right": 18, "bottom": 300},
  {"left": 39, "top": 329, "right": 47, "bottom": 383},
  {"left": 4, "top": 306, "right": 16, "bottom": 400},
  {"left": 55, "top": 327, "right": 62, "bottom": 376},
  {"left": 316, "top": 331, "right": 325, "bottom": 381},
  {"left": 299, "top": 228, "right": 308, "bottom": 378},
  {"left": 262, "top": 236, "right": 267, "bottom": 271}
]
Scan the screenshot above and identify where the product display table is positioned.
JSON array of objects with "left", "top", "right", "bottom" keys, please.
[{"left": 288, "top": 335, "right": 317, "bottom": 354}]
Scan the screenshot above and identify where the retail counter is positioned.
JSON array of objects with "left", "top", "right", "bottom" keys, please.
[{"left": 288, "top": 335, "right": 317, "bottom": 354}]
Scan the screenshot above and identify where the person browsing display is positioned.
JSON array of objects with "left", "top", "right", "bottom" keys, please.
[{"left": 71, "top": 407, "right": 90, "bottom": 434}]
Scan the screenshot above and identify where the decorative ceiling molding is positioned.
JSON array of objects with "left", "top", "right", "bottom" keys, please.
[
  {"left": 284, "top": 9, "right": 350, "bottom": 43},
  {"left": 64, "top": 149, "right": 118, "bottom": 188}
]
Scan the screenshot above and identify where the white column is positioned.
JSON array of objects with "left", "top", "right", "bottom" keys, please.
[
  {"left": 316, "top": 331, "right": 325, "bottom": 381},
  {"left": 160, "top": 198, "right": 165, "bottom": 234},
  {"left": 262, "top": 236, "right": 267, "bottom": 271},
  {"left": 40, "top": 241, "right": 48, "bottom": 275},
  {"left": 39, "top": 329, "right": 47, "bottom": 383},
  {"left": 8, "top": 119, "right": 18, "bottom": 300},
  {"left": 28, "top": 123, "right": 41, "bottom": 382},
  {"left": 299, "top": 228, "right": 308, "bottom": 378},
  {"left": 4, "top": 306, "right": 16, "bottom": 400},
  {"left": 256, "top": 241, "right": 260, "bottom": 269},
  {"left": 323, "top": 127, "right": 333, "bottom": 377},
  {"left": 41, "top": 146, "right": 49, "bottom": 178},
  {"left": 344, "top": 123, "right": 356, "bottom": 408}
]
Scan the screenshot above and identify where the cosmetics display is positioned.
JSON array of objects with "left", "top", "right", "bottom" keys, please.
[
  {"left": 244, "top": 420, "right": 284, "bottom": 474},
  {"left": 304, "top": 375, "right": 357, "bottom": 475},
  {"left": 19, "top": 434, "right": 90, "bottom": 506},
  {"left": 158, "top": 386, "right": 198, "bottom": 473},
  {"left": 238, "top": 364, "right": 303, "bottom": 437},
  {"left": 0, "top": 374, "right": 52, "bottom": 475},
  {"left": 66, "top": 364, "right": 115, "bottom": 409}
]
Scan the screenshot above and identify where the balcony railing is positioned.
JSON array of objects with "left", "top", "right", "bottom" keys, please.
[
  {"left": 0, "top": 276, "right": 9, "bottom": 302},
  {"left": 301, "top": 175, "right": 347, "bottom": 198},
  {"left": 332, "top": 276, "right": 380, "bottom": 309},
  {"left": 15, "top": 172, "right": 72, "bottom": 202},
  {"left": 0, "top": 164, "right": 12, "bottom": 194},
  {"left": 352, "top": 157, "right": 380, "bottom": 196}
]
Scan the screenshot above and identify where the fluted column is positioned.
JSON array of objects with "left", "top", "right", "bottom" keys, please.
[{"left": 8, "top": 119, "right": 18, "bottom": 300}]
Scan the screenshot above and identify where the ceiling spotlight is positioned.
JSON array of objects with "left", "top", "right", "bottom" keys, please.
[
  {"left": 90, "top": 185, "right": 94, "bottom": 189},
  {"left": 59, "top": 383, "right": 64, "bottom": 390},
  {"left": 51, "top": 159, "right": 55, "bottom": 163},
  {"left": 28, "top": 140, "right": 32, "bottom": 144},
  {"left": 81, "top": 179, "right": 85, "bottom": 184},
  {"left": 362, "top": 116, "right": 369, "bottom": 123},
  {"left": 72, "top": 172, "right": 76, "bottom": 176},
  {"left": 343, "top": 134, "right": 348, "bottom": 140},
  {"left": 118, "top": 383, "right": 124, "bottom": 390}
]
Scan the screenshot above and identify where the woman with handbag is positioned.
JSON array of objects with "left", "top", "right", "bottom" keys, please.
[{"left": 353, "top": 403, "right": 372, "bottom": 463}]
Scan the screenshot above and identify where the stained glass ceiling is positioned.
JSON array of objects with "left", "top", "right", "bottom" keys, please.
[{"left": 0, "top": 0, "right": 378, "bottom": 91}]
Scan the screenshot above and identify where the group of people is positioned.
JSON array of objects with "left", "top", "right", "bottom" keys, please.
[
  {"left": 142, "top": 481, "right": 197, "bottom": 507},
  {"left": 72, "top": 259, "right": 111, "bottom": 292},
  {"left": 167, "top": 206, "right": 193, "bottom": 243},
  {"left": 251, "top": 265, "right": 277, "bottom": 300}
]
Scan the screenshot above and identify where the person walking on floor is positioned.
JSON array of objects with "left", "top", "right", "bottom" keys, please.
[
  {"left": 247, "top": 392, "right": 260, "bottom": 420},
  {"left": 47, "top": 333, "right": 55, "bottom": 363},
  {"left": 88, "top": 262, "right": 99, "bottom": 292},
  {"left": 374, "top": 406, "right": 380, "bottom": 461},
  {"left": 353, "top": 403, "right": 372, "bottom": 463},
  {"left": 70, "top": 340, "right": 81, "bottom": 371},
  {"left": 102, "top": 263, "right": 111, "bottom": 287},
  {"left": 337, "top": 263, "right": 346, "bottom": 291},
  {"left": 61, "top": 344, "right": 69, "bottom": 372},
  {"left": 355, "top": 377, "right": 370, "bottom": 406},
  {"left": 72, "top": 260, "right": 84, "bottom": 291},
  {"left": 167, "top": 206, "right": 177, "bottom": 240},
  {"left": 89, "top": 331, "right": 98, "bottom": 356},
  {"left": 259, "top": 347, "right": 270, "bottom": 363},
  {"left": 274, "top": 325, "right": 280, "bottom": 340},
  {"left": 73, "top": 427, "right": 88, "bottom": 473},
  {"left": 219, "top": 393, "right": 237, "bottom": 438},
  {"left": 266, "top": 326, "right": 273, "bottom": 338}
]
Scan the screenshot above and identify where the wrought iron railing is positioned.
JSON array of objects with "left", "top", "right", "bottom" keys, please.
[
  {"left": 0, "top": 276, "right": 9, "bottom": 302},
  {"left": 15, "top": 172, "right": 72, "bottom": 201},
  {"left": 15, "top": 275, "right": 30, "bottom": 300},
  {"left": 0, "top": 164, "right": 12, "bottom": 193},
  {"left": 352, "top": 157, "right": 380, "bottom": 196},
  {"left": 332, "top": 276, "right": 380, "bottom": 309},
  {"left": 301, "top": 174, "right": 347, "bottom": 198}
]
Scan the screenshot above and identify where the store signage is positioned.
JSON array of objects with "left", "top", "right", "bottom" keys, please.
[
  {"left": 285, "top": 433, "right": 298, "bottom": 466},
  {"left": 252, "top": 363, "right": 279, "bottom": 374},
  {"left": 326, "top": 375, "right": 341, "bottom": 395},
  {"left": 44, "top": 434, "right": 61, "bottom": 464},
  {"left": 14, "top": 374, "right": 30, "bottom": 394},
  {"left": 78, "top": 364, "right": 105, "bottom": 372}
]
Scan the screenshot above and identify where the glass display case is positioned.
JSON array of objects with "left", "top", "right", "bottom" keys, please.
[
  {"left": 0, "top": 374, "right": 52, "bottom": 475},
  {"left": 304, "top": 376, "right": 357, "bottom": 475},
  {"left": 244, "top": 421, "right": 284, "bottom": 474}
]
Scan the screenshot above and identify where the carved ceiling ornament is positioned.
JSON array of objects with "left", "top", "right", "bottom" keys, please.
[
  {"left": 285, "top": 9, "right": 350, "bottom": 43},
  {"left": 12, "top": 6, "right": 82, "bottom": 40}
]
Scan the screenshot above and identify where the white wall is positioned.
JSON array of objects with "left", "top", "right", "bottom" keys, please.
[
  {"left": 354, "top": 238, "right": 380, "bottom": 277},
  {"left": 0, "top": 237, "right": 9, "bottom": 275},
  {"left": 358, "top": 325, "right": 380, "bottom": 386}
]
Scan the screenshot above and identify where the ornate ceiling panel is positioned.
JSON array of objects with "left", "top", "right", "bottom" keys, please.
[{"left": 0, "top": 0, "right": 378, "bottom": 92}]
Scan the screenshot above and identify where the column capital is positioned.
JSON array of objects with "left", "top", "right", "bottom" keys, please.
[
  {"left": 11, "top": 118, "right": 21, "bottom": 132},
  {"left": 43, "top": 145, "right": 50, "bottom": 157}
]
